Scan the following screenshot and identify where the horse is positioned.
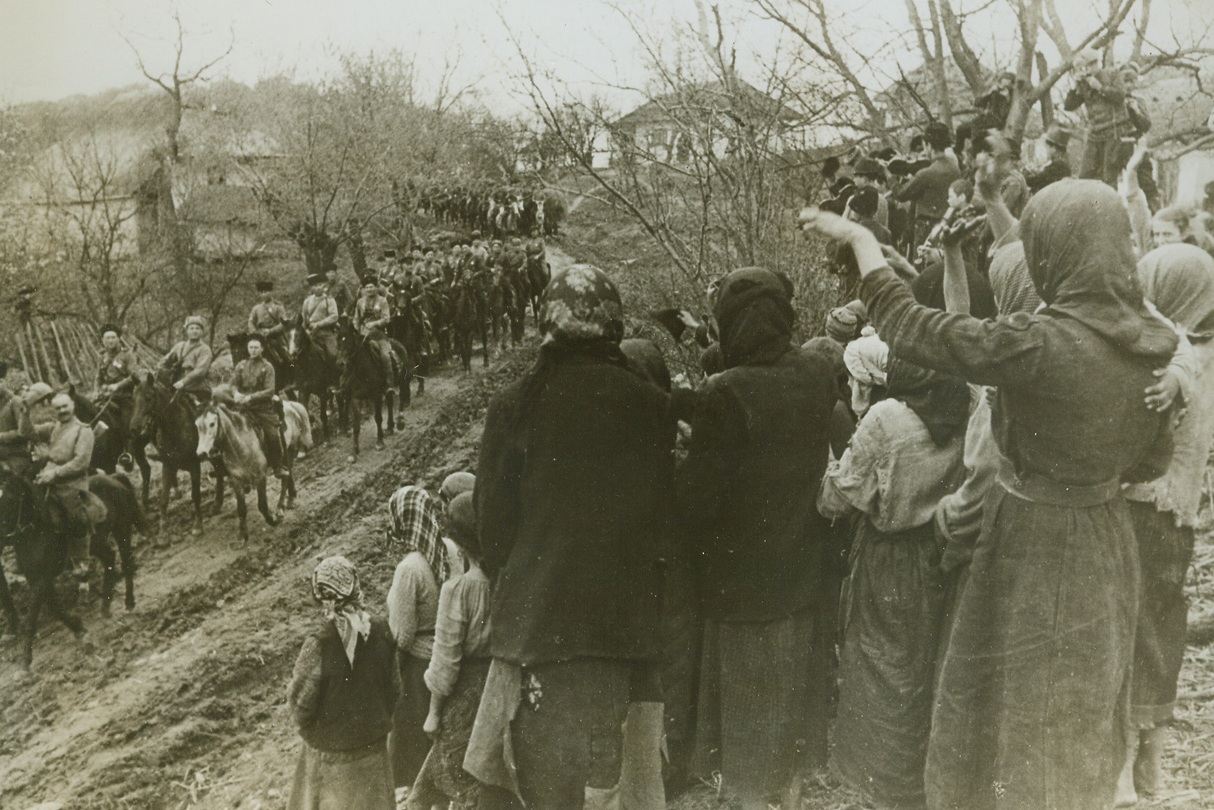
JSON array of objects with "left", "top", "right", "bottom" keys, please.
[
  {"left": 195, "top": 390, "right": 305, "bottom": 546},
  {"left": 130, "top": 373, "right": 216, "bottom": 537},
  {"left": 0, "top": 468, "right": 144, "bottom": 667},
  {"left": 284, "top": 318, "right": 343, "bottom": 444},
  {"left": 227, "top": 332, "right": 292, "bottom": 392},
  {"left": 525, "top": 250, "right": 552, "bottom": 325},
  {"left": 67, "top": 384, "right": 152, "bottom": 505},
  {"left": 337, "top": 322, "right": 404, "bottom": 463}
]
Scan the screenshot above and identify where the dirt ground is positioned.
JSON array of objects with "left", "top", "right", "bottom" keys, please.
[{"left": 3, "top": 237, "right": 1214, "bottom": 809}]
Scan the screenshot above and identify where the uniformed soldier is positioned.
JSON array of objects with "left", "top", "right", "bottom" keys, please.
[
  {"left": 158, "top": 316, "right": 213, "bottom": 408},
  {"left": 353, "top": 279, "right": 395, "bottom": 378},
  {"left": 27, "top": 391, "right": 100, "bottom": 580},
  {"left": 247, "top": 280, "right": 289, "bottom": 367},
  {"left": 0, "top": 381, "right": 50, "bottom": 477},
  {"left": 231, "top": 336, "right": 286, "bottom": 478},
  {"left": 94, "top": 323, "right": 139, "bottom": 436},
  {"left": 301, "top": 274, "right": 341, "bottom": 370}
]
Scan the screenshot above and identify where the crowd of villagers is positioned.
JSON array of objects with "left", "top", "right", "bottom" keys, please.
[{"left": 273, "top": 122, "right": 1214, "bottom": 810}]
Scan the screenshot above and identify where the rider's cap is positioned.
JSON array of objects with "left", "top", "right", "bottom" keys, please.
[
  {"left": 306, "top": 273, "right": 325, "bottom": 286},
  {"left": 255, "top": 280, "right": 274, "bottom": 292},
  {"left": 23, "top": 382, "right": 54, "bottom": 405},
  {"left": 184, "top": 315, "right": 206, "bottom": 330},
  {"left": 99, "top": 322, "right": 122, "bottom": 337}
]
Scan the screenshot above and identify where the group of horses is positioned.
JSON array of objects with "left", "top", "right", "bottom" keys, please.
[
  {"left": 0, "top": 314, "right": 418, "bottom": 667},
  {"left": 419, "top": 185, "right": 565, "bottom": 239}
]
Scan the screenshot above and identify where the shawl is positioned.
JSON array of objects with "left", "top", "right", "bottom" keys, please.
[
  {"left": 620, "top": 338, "right": 672, "bottom": 392},
  {"left": 1020, "top": 179, "right": 1177, "bottom": 359},
  {"left": 885, "top": 359, "right": 971, "bottom": 446},
  {"left": 388, "top": 485, "right": 449, "bottom": 583},
  {"left": 843, "top": 329, "right": 889, "bottom": 388},
  {"left": 1138, "top": 244, "right": 1214, "bottom": 338},
  {"left": 713, "top": 267, "right": 796, "bottom": 368},
  {"left": 539, "top": 264, "right": 624, "bottom": 346},
  {"left": 311, "top": 555, "right": 371, "bottom": 666},
  {"left": 988, "top": 240, "right": 1042, "bottom": 317}
]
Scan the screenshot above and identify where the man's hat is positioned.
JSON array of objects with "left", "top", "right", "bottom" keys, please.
[
  {"left": 23, "top": 382, "right": 54, "bottom": 406},
  {"left": 1044, "top": 125, "right": 1072, "bottom": 150},
  {"left": 99, "top": 322, "right": 122, "bottom": 337},
  {"left": 306, "top": 273, "right": 325, "bottom": 286},
  {"left": 853, "top": 157, "right": 886, "bottom": 182},
  {"left": 255, "top": 280, "right": 274, "bottom": 292},
  {"left": 184, "top": 315, "right": 206, "bottom": 330}
]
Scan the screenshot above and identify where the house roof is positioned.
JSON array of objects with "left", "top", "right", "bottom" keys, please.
[
  {"left": 1136, "top": 67, "right": 1214, "bottom": 142},
  {"left": 177, "top": 184, "right": 263, "bottom": 225},
  {"left": 613, "top": 79, "right": 796, "bottom": 129}
]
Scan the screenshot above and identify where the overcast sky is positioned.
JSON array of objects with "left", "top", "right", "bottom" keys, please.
[{"left": 1, "top": 0, "right": 1210, "bottom": 113}]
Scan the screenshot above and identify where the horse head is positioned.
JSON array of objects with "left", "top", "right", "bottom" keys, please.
[
  {"left": 286, "top": 317, "right": 309, "bottom": 362},
  {"left": 195, "top": 407, "right": 220, "bottom": 460},
  {"left": 130, "top": 372, "right": 160, "bottom": 439},
  {"left": 227, "top": 333, "right": 251, "bottom": 365}
]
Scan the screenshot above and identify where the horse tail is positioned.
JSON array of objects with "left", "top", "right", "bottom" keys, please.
[{"left": 288, "top": 402, "right": 314, "bottom": 451}]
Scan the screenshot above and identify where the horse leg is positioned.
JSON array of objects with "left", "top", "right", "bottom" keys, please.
[
  {"left": 0, "top": 559, "right": 18, "bottom": 638},
  {"left": 285, "top": 470, "right": 297, "bottom": 509},
  {"left": 234, "top": 485, "right": 250, "bottom": 547},
  {"left": 134, "top": 446, "right": 152, "bottom": 508},
  {"left": 258, "top": 480, "right": 282, "bottom": 525},
  {"left": 117, "top": 529, "right": 136, "bottom": 611},
  {"left": 23, "top": 579, "right": 43, "bottom": 668},
  {"left": 348, "top": 398, "right": 361, "bottom": 463},
  {"left": 93, "top": 529, "right": 117, "bottom": 618},
  {"left": 192, "top": 463, "right": 206, "bottom": 534},
  {"left": 481, "top": 321, "right": 492, "bottom": 367},
  {"left": 374, "top": 397, "right": 385, "bottom": 451},
  {"left": 157, "top": 466, "right": 171, "bottom": 540}
]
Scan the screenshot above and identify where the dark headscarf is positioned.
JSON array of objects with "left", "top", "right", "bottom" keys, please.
[
  {"left": 620, "top": 338, "right": 672, "bottom": 392},
  {"left": 802, "top": 336, "right": 847, "bottom": 400},
  {"left": 1020, "top": 180, "right": 1177, "bottom": 358},
  {"left": 713, "top": 267, "right": 796, "bottom": 369},
  {"left": 886, "top": 359, "right": 970, "bottom": 446},
  {"left": 1138, "top": 244, "right": 1214, "bottom": 338}
]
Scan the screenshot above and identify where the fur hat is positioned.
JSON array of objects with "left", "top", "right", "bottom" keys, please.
[
  {"left": 306, "top": 273, "right": 325, "bottom": 286},
  {"left": 183, "top": 315, "right": 206, "bottom": 330},
  {"left": 255, "top": 280, "right": 274, "bottom": 293}
]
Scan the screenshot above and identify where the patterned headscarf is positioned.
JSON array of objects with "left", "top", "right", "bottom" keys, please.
[
  {"left": 311, "top": 556, "right": 371, "bottom": 666},
  {"left": 825, "top": 300, "right": 866, "bottom": 343},
  {"left": 387, "top": 485, "right": 449, "bottom": 583},
  {"left": 539, "top": 264, "right": 624, "bottom": 346}
]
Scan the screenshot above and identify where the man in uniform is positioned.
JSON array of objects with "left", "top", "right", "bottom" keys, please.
[
  {"left": 26, "top": 392, "right": 101, "bottom": 580},
  {"left": 158, "top": 316, "right": 213, "bottom": 410},
  {"left": 353, "top": 279, "right": 396, "bottom": 379},
  {"left": 247, "top": 280, "right": 289, "bottom": 369},
  {"left": 231, "top": 336, "right": 286, "bottom": 478},
  {"left": 0, "top": 381, "right": 50, "bottom": 477},
  {"left": 94, "top": 323, "right": 139, "bottom": 454},
  {"left": 301, "top": 273, "right": 341, "bottom": 372}
]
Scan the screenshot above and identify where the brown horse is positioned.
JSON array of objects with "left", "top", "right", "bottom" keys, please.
[
  {"left": 0, "top": 468, "right": 145, "bottom": 667},
  {"left": 131, "top": 373, "right": 215, "bottom": 537},
  {"left": 285, "top": 318, "right": 343, "bottom": 443},
  {"left": 195, "top": 387, "right": 310, "bottom": 546}
]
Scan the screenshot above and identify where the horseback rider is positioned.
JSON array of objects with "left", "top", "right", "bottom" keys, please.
[
  {"left": 353, "top": 278, "right": 396, "bottom": 379},
  {"left": 24, "top": 391, "right": 104, "bottom": 581},
  {"left": 301, "top": 273, "right": 341, "bottom": 371},
  {"left": 94, "top": 323, "right": 139, "bottom": 436},
  {"left": 247, "top": 280, "right": 289, "bottom": 368},
  {"left": 231, "top": 336, "right": 287, "bottom": 479},
  {"left": 158, "top": 316, "right": 213, "bottom": 411},
  {"left": 0, "top": 381, "right": 50, "bottom": 477}
]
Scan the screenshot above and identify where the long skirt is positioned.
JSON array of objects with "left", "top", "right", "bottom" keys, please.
[
  {"left": 1129, "top": 501, "right": 1195, "bottom": 729},
  {"left": 288, "top": 737, "right": 394, "bottom": 810},
  {"left": 691, "top": 607, "right": 815, "bottom": 804},
  {"left": 389, "top": 649, "right": 432, "bottom": 787},
  {"left": 833, "top": 518, "right": 944, "bottom": 809},
  {"left": 925, "top": 483, "right": 1138, "bottom": 810},
  {"left": 413, "top": 657, "right": 493, "bottom": 809}
]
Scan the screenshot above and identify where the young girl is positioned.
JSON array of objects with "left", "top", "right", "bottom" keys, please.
[{"left": 411, "top": 492, "right": 492, "bottom": 810}]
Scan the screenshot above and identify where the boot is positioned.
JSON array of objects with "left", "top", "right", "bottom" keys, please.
[{"left": 1134, "top": 726, "right": 1166, "bottom": 796}]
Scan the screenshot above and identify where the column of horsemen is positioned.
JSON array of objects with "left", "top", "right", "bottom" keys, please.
[{"left": 0, "top": 189, "right": 552, "bottom": 663}]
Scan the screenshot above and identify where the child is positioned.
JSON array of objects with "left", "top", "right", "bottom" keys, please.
[{"left": 410, "top": 492, "right": 492, "bottom": 809}]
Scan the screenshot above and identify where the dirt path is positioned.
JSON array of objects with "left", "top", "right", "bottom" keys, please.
[{"left": 0, "top": 247, "right": 576, "bottom": 810}]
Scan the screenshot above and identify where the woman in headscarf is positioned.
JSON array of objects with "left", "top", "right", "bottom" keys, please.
[
  {"left": 287, "top": 556, "right": 398, "bottom": 810},
  {"left": 472, "top": 264, "right": 675, "bottom": 810},
  {"left": 819, "top": 354, "right": 969, "bottom": 809},
  {"left": 801, "top": 179, "right": 1176, "bottom": 810},
  {"left": 1117, "top": 243, "right": 1214, "bottom": 802},
  {"left": 385, "top": 485, "right": 447, "bottom": 791},
  {"left": 676, "top": 267, "right": 837, "bottom": 809}
]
